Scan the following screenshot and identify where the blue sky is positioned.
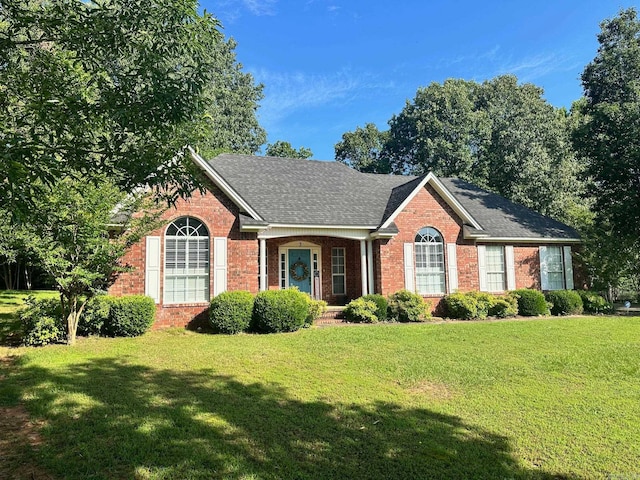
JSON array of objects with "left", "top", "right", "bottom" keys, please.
[{"left": 202, "top": 0, "right": 638, "bottom": 160}]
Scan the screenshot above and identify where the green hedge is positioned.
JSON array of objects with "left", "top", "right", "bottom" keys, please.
[
  {"left": 344, "top": 298, "right": 379, "bottom": 323},
  {"left": 361, "top": 294, "right": 389, "bottom": 321},
  {"left": 101, "top": 295, "right": 155, "bottom": 337},
  {"left": 388, "top": 290, "right": 431, "bottom": 322},
  {"left": 578, "top": 291, "right": 613, "bottom": 314},
  {"left": 251, "top": 288, "right": 309, "bottom": 333},
  {"left": 545, "top": 290, "right": 583, "bottom": 316},
  {"left": 305, "top": 296, "right": 328, "bottom": 327},
  {"left": 19, "top": 296, "right": 64, "bottom": 346},
  {"left": 443, "top": 291, "right": 518, "bottom": 320},
  {"left": 79, "top": 296, "right": 112, "bottom": 336},
  {"left": 488, "top": 295, "right": 519, "bottom": 318},
  {"left": 442, "top": 292, "right": 478, "bottom": 320},
  {"left": 209, "top": 291, "right": 254, "bottom": 334},
  {"left": 513, "top": 289, "right": 550, "bottom": 316}
]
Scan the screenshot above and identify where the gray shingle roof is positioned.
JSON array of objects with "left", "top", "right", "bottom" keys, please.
[
  {"left": 208, "top": 154, "right": 411, "bottom": 227},
  {"left": 438, "top": 178, "right": 579, "bottom": 240},
  {"left": 204, "top": 153, "right": 579, "bottom": 240}
]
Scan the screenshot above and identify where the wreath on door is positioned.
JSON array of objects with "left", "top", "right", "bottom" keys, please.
[{"left": 290, "top": 260, "right": 310, "bottom": 282}]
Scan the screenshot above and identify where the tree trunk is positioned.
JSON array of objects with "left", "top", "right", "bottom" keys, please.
[{"left": 66, "top": 295, "right": 88, "bottom": 346}]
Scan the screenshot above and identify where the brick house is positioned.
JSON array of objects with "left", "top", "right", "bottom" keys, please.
[{"left": 110, "top": 149, "right": 580, "bottom": 328}]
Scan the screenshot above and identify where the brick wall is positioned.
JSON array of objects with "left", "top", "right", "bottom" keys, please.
[
  {"left": 109, "top": 181, "right": 257, "bottom": 329},
  {"left": 377, "top": 185, "right": 549, "bottom": 312}
]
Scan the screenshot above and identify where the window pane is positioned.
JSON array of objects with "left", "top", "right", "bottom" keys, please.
[
  {"left": 332, "top": 248, "right": 346, "bottom": 295},
  {"left": 415, "top": 228, "right": 445, "bottom": 295},
  {"left": 165, "top": 217, "right": 209, "bottom": 303}
]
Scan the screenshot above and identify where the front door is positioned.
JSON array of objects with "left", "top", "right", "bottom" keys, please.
[{"left": 288, "top": 249, "right": 312, "bottom": 294}]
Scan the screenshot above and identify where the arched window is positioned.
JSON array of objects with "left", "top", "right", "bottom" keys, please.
[
  {"left": 164, "top": 217, "right": 209, "bottom": 303},
  {"left": 414, "top": 227, "right": 445, "bottom": 295}
]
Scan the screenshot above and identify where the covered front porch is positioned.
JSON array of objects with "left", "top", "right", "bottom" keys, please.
[{"left": 255, "top": 230, "right": 377, "bottom": 305}]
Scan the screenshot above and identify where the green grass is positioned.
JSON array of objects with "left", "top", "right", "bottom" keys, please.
[
  {"left": 0, "top": 290, "right": 58, "bottom": 346},
  {"left": 0, "top": 310, "right": 639, "bottom": 479}
]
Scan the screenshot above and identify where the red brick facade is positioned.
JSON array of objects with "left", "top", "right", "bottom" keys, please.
[{"left": 110, "top": 181, "right": 562, "bottom": 328}]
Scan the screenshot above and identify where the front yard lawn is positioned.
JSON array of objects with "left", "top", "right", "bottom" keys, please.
[{"left": 0, "top": 312, "right": 638, "bottom": 479}]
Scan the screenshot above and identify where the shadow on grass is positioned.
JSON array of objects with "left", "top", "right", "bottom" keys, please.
[
  {"left": 0, "top": 357, "right": 581, "bottom": 480},
  {"left": 0, "top": 311, "right": 22, "bottom": 347}
]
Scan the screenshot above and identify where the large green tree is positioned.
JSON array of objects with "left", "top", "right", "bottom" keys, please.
[
  {"left": 265, "top": 140, "right": 313, "bottom": 159},
  {"left": 0, "top": 0, "right": 263, "bottom": 211},
  {"left": 338, "top": 75, "right": 585, "bottom": 223},
  {"left": 575, "top": 8, "right": 640, "bottom": 239},
  {"left": 335, "top": 123, "right": 391, "bottom": 173},
  {"left": 386, "top": 79, "right": 490, "bottom": 178}
]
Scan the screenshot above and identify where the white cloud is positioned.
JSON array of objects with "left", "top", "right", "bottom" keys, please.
[
  {"left": 213, "top": 0, "right": 277, "bottom": 23},
  {"left": 494, "top": 52, "right": 579, "bottom": 81},
  {"left": 252, "top": 69, "right": 395, "bottom": 128},
  {"left": 241, "top": 0, "right": 277, "bottom": 16}
]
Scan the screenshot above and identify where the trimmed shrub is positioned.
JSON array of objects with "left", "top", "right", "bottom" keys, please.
[
  {"left": 343, "top": 298, "right": 378, "bottom": 323},
  {"left": 209, "top": 291, "right": 254, "bottom": 334},
  {"left": 251, "top": 288, "right": 309, "bottom": 333},
  {"left": 305, "top": 296, "right": 328, "bottom": 327},
  {"left": 362, "top": 294, "right": 388, "bottom": 321},
  {"left": 488, "top": 294, "right": 519, "bottom": 318},
  {"left": 545, "top": 290, "right": 583, "bottom": 316},
  {"left": 388, "top": 290, "right": 431, "bottom": 322},
  {"left": 79, "top": 296, "right": 112, "bottom": 336},
  {"left": 443, "top": 292, "right": 478, "bottom": 320},
  {"left": 466, "top": 292, "right": 494, "bottom": 319},
  {"left": 513, "top": 289, "right": 550, "bottom": 316},
  {"left": 102, "top": 295, "right": 155, "bottom": 337},
  {"left": 578, "top": 291, "right": 613, "bottom": 314},
  {"left": 19, "top": 296, "right": 65, "bottom": 346}
]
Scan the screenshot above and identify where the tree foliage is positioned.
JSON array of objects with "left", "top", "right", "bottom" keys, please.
[
  {"left": 335, "top": 123, "right": 391, "bottom": 173},
  {"left": 575, "top": 8, "right": 640, "bottom": 240},
  {"left": 265, "top": 140, "right": 313, "bottom": 159},
  {"left": 383, "top": 76, "right": 584, "bottom": 222},
  {"left": 0, "top": 0, "right": 264, "bottom": 212},
  {"left": 28, "top": 178, "right": 164, "bottom": 345}
]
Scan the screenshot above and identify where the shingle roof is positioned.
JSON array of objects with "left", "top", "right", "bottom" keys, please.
[
  {"left": 438, "top": 178, "right": 579, "bottom": 240},
  {"left": 207, "top": 154, "right": 411, "bottom": 227},
  {"left": 204, "top": 153, "right": 579, "bottom": 240}
]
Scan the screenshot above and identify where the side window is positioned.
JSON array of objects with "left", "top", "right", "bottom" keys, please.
[{"left": 332, "top": 247, "right": 346, "bottom": 295}]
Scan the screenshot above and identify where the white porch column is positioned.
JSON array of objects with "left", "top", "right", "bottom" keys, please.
[
  {"left": 259, "top": 238, "right": 267, "bottom": 291},
  {"left": 367, "top": 239, "right": 374, "bottom": 295},
  {"left": 360, "top": 239, "right": 368, "bottom": 296}
]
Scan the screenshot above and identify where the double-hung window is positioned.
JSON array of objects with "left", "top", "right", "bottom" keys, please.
[
  {"left": 164, "top": 217, "right": 210, "bottom": 303},
  {"left": 485, "top": 245, "right": 506, "bottom": 292},
  {"left": 546, "top": 246, "right": 565, "bottom": 290},
  {"left": 331, "top": 247, "right": 346, "bottom": 295}
]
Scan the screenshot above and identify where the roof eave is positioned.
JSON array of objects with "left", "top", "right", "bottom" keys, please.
[
  {"left": 380, "top": 173, "right": 483, "bottom": 231},
  {"left": 188, "top": 147, "right": 263, "bottom": 221}
]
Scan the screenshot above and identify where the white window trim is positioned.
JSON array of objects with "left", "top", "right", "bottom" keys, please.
[
  {"left": 164, "top": 218, "right": 211, "bottom": 304},
  {"left": 540, "top": 245, "right": 573, "bottom": 291},
  {"left": 414, "top": 227, "right": 446, "bottom": 296},
  {"left": 485, "top": 245, "right": 506, "bottom": 293}
]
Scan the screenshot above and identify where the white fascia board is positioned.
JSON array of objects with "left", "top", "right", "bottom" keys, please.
[
  {"left": 258, "top": 226, "right": 371, "bottom": 240},
  {"left": 188, "top": 147, "right": 263, "bottom": 221},
  {"left": 473, "top": 237, "right": 581, "bottom": 244},
  {"left": 380, "top": 173, "right": 482, "bottom": 230},
  {"left": 370, "top": 231, "right": 398, "bottom": 239},
  {"left": 267, "top": 223, "right": 378, "bottom": 230}
]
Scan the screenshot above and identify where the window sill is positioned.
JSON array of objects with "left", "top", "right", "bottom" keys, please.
[{"left": 162, "top": 302, "right": 210, "bottom": 308}]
